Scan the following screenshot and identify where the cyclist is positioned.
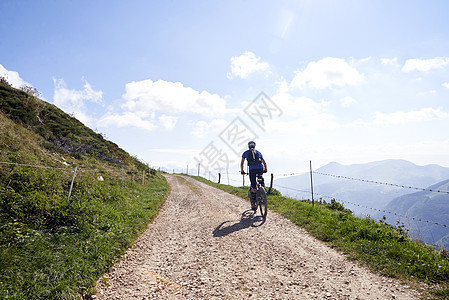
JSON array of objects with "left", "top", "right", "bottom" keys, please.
[{"left": 240, "top": 141, "right": 267, "bottom": 210}]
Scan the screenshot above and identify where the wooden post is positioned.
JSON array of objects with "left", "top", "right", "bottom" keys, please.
[
  {"left": 68, "top": 166, "right": 78, "bottom": 203},
  {"left": 268, "top": 173, "right": 274, "bottom": 194},
  {"left": 310, "top": 160, "right": 315, "bottom": 206},
  {"left": 142, "top": 171, "right": 145, "bottom": 185},
  {"left": 198, "top": 163, "right": 200, "bottom": 176},
  {"left": 218, "top": 173, "right": 221, "bottom": 184}
]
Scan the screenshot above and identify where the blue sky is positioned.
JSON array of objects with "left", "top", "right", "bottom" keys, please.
[{"left": 2, "top": 0, "right": 449, "bottom": 179}]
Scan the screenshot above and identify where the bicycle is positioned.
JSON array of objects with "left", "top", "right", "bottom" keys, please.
[{"left": 243, "top": 172, "right": 268, "bottom": 219}]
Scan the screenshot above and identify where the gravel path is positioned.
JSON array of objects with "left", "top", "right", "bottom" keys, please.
[{"left": 95, "top": 175, "right": 420, "bottom": 299}]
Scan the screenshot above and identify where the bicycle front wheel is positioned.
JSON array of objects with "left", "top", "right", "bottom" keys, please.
[{"left": 258, "top": 186, "right": 267, "bottom": 219}]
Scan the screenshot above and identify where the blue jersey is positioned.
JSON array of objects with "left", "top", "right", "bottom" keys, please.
[{"left": 242, "top": 149, "right": 264, "bottom": 170}]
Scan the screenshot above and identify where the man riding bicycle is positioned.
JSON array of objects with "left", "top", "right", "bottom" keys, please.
[{"left": 240, "top": 141, "right": 267, "bottom": 211}]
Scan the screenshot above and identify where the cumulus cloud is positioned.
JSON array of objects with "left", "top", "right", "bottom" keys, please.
[
  {"left": 53, "top": 77, "right": 103, "bottom": 125},
  {"left": 97, "top": 79, "right": 226, "bottom": 132},
  {"left": 227, "top": 51, "right": 270, "bottom": 79},
  {"left": 122, "top": 79, "right": 226, "bottom": 116},
  {"left": 442, "top": 82, "right": 449, "bottom": 89},
  {"left": 97, "top": 112, "right": 157, "bottom": 131},
  {"left": 402, "top": 57, "right": 449, "bottom": 72},
  {"left": 272, "top": 92, "right": 330, "bottom": 117},
  {"left": 265, "top": 91, "right": 338, "bottom": 135},
  {"left": 291, "top": 57, "right": 363, "bottom": 89},
  {"left": 0, "top": 64, "right": 29, "bottom": 88}
]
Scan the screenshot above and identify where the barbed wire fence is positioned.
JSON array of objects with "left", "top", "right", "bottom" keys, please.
[
  {"left": 168, "top": 161, "right": 449, "bottom": 232},
  {"left": 9, "top": 159, "right": 447, "bottom": 231},
  {"left": 0, "top": 161, "right": 156, "bottom": 202}
]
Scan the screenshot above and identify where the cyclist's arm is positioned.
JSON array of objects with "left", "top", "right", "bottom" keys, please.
[
  {"left": 240, "top": 157, "right": 245, "bottom": 173},
  {"left": 262, "top": 159, "right": 267, "bottom": 172}
]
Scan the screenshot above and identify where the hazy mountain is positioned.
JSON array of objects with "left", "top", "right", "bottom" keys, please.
[
  {"left": 274, "top": 159, "right": 449, "bottom": 217},
  {"left": 383, "top": 179, "right": 449, "bottom": 248}
]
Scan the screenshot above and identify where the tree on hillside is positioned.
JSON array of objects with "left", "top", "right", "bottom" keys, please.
[
  {"left": 0, "top": 75, "right": 11, "bottom": 86},
  {"left": 20, "top": 84, "right": 42, "bottom": 98}
]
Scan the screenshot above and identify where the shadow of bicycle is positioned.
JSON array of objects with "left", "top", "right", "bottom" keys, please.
[{"left": 213, "top": 210, "right": 266, "bottom": 237}]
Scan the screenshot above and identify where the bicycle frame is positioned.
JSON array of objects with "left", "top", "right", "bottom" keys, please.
[{"left": 245, "top": 172, "right": 267, "bottom": 218}]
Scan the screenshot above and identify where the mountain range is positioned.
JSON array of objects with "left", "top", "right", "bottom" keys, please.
[
  {"left": 383, "top": 179, "right": 449, "bottom": 249},
  {"left": 274, "top": 159, "right": 449, "bottom": 248}
]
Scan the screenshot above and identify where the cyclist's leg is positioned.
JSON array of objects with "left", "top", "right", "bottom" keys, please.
[
  {"left": 249, "top": 169, "right": 257, "bottom": 192},
  {"left": 249, "top": 169, "right": 257, "bottom": 209},
  {"left": 255, "top": 168, "right": 265, "bottom": 187}
]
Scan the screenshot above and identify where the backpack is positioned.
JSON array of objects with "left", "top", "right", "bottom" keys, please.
[{"left": 247, "top": 149, "right": 261, "bottom": 166}]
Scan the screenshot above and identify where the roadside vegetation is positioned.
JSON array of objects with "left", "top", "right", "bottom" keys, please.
[
  {"left": 0, "top": 80, "right": 169, "bottom": 299},
  {"left": 193, "top": 176, "right": 449, "bottom": 299}
]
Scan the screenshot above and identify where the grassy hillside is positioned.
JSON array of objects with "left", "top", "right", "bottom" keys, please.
[
  {"left": 0, "top": 81, "right": 144, "bottom": 169},
  {"left": 0, "top": 81, "right": 169, "bottom": 299},
  {"left": 384, "top": 179, "right": 449, "bottom": 249},
  {"left": 193, "top": 176, "right": 449, "bottom": 299}
]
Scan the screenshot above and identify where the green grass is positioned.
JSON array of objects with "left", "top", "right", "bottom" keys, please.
[
  {"left": 0, "top": 82, "right": 146, "bottom": 170},
  {"left": 0, "top": 82, "right": 170, "bottom": 299},
  {"left": 192, "top": 176, "right": 449, "bottom": 299},
  {"left": 0, "top": 168, "right": 168, "bottom": 299}
]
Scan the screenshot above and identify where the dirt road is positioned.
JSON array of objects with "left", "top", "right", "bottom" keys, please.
[{"left": 95, "top": 175, "right": 420, "bottom": 299}]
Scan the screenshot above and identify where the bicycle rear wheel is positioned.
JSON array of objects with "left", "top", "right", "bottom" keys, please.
[{"left": 258, "top": 186, "right": 267, "bottom": 219}]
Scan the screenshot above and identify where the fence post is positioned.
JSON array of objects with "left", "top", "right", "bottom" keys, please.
[
  {"left": 310, "top": 160, "right": 315, "bottom": 206},
  {"left": 268, "top": 173, "right": 274, "bottom": 194},
  {"left": 142, "top": 170, "right": 145, "bottom": 185},
  {"left": 68, "top": 166, "right": 78, "bottom": 203},
  {"left": 122, "top": 167, "right": 124, "bottom": 187},
  {"left": 198, "top": 163, "right": 200, "bottom": 176},
  {"left": 218, "top": 173, "right": 221, "bottom": 184}
]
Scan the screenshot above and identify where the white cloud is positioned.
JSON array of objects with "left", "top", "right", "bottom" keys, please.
[
  {"left": 98, "top": 79, "right": 226, "bottom": 132},
  {"left": 192, "top": 119, "right": 229, "bottom": 138},
  {"left": 122, "top": 79, "right": 226, "bottom": 117},
  {"left": 402, "top": 57, "right": 449, "bottom": 72},
  {"left": 267, "top": 91, "right": 338, "bottom": 134},
  {"left": 97, "top": 112, "right": 157, "bottom": 131},
  {"left": 380, "top": 57, "right": 398, "bottom": 66},
  {"left": 291, "top": 57, "right": 363, "bottom": 89},
  {"left": 158, "top": 115, "right": 177, "bottom": 131},
  {"left": 340, "top": 96, "right": 357, "bottom": 108},
  {"left": 443, "top": 82, "right": 449, "bottom": 89},
  {"left": 372, "top": 107, "right": 449, "bottom": 125},
  {"left": 53, "top": 78, "right": 103, "bottom": 125},
  {"left": 274, "top": 93, "right": 329, "bottom": 117},
  {"left": 0, "top": 64, "right": 29, "bottom": 88},
  {"left": 227, "top": 51, "right": 270, "bottom": 79}
]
